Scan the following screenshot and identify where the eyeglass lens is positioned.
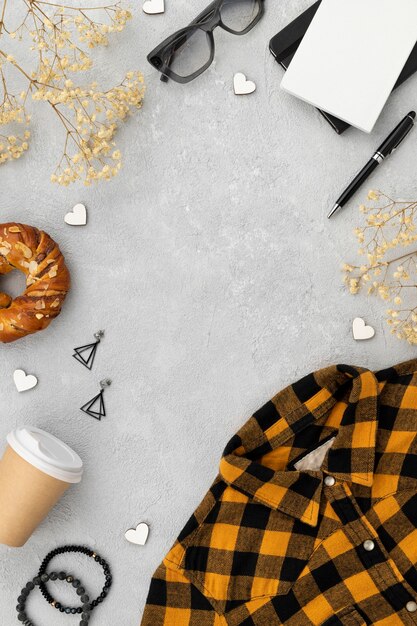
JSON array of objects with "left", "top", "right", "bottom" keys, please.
[
  {"left": 167, "top": 0, "right": 260, "bottom": 79},
  {"left": 169, "top": 29, "right": 212, "bottom": 78},
  {"left": 220, "top": 0, "right": 260, "bottom": 33}
]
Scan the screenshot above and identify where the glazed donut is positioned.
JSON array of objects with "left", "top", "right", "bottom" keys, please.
[{"left": 0, "top": 223, "right": 70, "bottom": 343}]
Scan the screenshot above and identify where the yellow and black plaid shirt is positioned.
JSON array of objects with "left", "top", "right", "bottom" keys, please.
[{"left": 142, "top": 360, "right": 417, "bottom": 625}]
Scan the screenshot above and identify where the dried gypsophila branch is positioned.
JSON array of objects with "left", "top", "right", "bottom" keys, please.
[
  {"left": 0, "top": 0, "right": 145, "bottom": 185},
  {"left": 343, "top": 190, "right": 417, "bottom": 345},
  {"left": 0, "top": 65, "right": 31, "bottom": 163}
]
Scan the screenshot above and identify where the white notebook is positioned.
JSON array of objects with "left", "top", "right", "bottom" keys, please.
[{"left": 280, "top": 0, "right": 417, "bottom": 133}]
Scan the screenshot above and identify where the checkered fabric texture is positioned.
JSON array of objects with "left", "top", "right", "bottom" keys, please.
[{"left": 141, "top": 360, "right": 417, "bottom": 625}]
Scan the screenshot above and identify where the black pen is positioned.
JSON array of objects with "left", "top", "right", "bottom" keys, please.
[{"left": 328, "top": 111, "right": 416, "bottom": 219}]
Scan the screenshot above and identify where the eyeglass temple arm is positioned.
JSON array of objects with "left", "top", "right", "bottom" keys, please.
[
  {"left": 160, "top": 50, "right": 175, "bottom": 82},
  {"left": 193, "top": 0, "right": 218, "bottom": 24}
]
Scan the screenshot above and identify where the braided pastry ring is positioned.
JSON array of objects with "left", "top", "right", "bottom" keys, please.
[{"left": 0, "top": 223, "right": 70, "bottom": 343}]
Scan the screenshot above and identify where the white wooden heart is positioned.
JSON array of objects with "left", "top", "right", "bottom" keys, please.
[
  {"left": 125, "top": 522, "right": 149, "bottom": 545},
  {"left": 14, "top": 369, "right": 38, "bottom": 392},
  {"left": 234, "top": 72, "right": 256, "bottom": 95},
  {"left": 352, "top": 317, "right": 375, "bottom": 341},
  {"left": 143, "top": 0, "right": 164, "bottom": 14},
  {"left": 64, "top": 204, "right": 87, "bottom": 226}
]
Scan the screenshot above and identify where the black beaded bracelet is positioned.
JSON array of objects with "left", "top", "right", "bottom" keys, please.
[
  {"left": 38, "top": 546, "right": 112, "bottom": 615},
  {"left": 16, "top": 571, "right": 91, "bottom": 626}
]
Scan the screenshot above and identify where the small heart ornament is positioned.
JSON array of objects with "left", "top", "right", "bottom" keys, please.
[
  {"left": 14, "top": 369, "right": 38, "bottom": 392},
  {"left": 64, "top": 204, "right": 87, "bottom": 226},
  {"left": 352, "top": 317, "right": 375, "bottom": 341},
  {"left": 143, "top": 0, "right": 164, "bottom": 14},
  {"left": 233, "top": 72, "right": 256, "bottom": 95},
  {"left": 125, "top": 522, "right": 149, "bottom": 546}
]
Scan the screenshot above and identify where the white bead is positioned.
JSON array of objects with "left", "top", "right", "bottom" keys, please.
[
  {"left": 324, "top": 476, "right": 335, "bottom": 487},
  {"left": 406, "top": 601, "right": 417, "bottom": 613},
  {"left": 363, "top": 540, "right": 375, "bottom": 552}
]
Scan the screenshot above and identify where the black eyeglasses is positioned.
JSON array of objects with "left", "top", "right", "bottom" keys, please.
[{"left": 147, "top": 0, "right": 265, "bottom": 84}]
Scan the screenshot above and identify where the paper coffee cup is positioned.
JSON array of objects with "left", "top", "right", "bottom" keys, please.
[{"left": 0, "top": 427, "right": 83, "bottom": 547}]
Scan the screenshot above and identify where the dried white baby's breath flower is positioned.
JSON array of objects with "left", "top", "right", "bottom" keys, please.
[
  {"left": 343, "top": 191, "right": 417, "bottom": 345},
  {"left": 0, "top": 1, "right": 144, "bottom": 185}
]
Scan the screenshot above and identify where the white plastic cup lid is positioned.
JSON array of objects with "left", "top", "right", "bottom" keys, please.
[{"left": 7, "top": 427, "right": 83, "bottom": 484}]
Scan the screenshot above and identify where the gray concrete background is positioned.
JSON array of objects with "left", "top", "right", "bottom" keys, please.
[{"left": 1, "top": 1, "right": 417, "bottom": 624}]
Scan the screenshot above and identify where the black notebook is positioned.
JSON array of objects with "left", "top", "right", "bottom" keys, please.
[{"left": 270, "top": 1, "right": 417, "bottom": 134}]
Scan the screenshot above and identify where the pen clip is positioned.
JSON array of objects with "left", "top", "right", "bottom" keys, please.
[{"left": 390, "top": 122, "right": 414, "bottom": 155}]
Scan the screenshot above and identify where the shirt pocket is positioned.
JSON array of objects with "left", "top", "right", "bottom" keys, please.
[
  {"left": 321, "top": 607, "right": 367, "bottom": 626},
  {"left": 178, "top": 491, "right": 336, "bottom": 613}
]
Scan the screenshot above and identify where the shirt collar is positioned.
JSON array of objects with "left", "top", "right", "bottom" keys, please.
[{"left": 219, "top": 362, "right": 415, "bottom": 527}]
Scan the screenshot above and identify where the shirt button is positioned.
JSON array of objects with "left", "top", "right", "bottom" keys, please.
[
  {"left": 324, "top": 476, "right": 336, "bottom": 487},
  {"left": 363, "top": 540, "right": 375, "bottom": 552},
  {"left": 407, "top": 601, "right": 417, "bottom": 613}
]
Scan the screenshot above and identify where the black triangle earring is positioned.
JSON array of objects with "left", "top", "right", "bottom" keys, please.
[
  {"left": 81, "top": 379, "right": 111, "bottom": 420},
  {"left": 73, "top": 330, "right": 104, "bottom": 370}
]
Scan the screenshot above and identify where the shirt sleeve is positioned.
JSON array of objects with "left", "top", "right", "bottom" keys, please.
[{"left": 141, "top": 562, "right": 226, "bottom": 626}]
